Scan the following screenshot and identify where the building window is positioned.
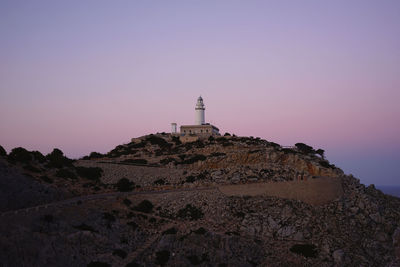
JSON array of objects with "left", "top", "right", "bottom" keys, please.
[{"left": 201, "top": 130, "right": 203, "bottom": 133}]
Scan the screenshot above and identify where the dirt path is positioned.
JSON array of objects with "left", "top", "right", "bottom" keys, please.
[{"left": 0, "top": 187, "right": 216, "bottom": 217}]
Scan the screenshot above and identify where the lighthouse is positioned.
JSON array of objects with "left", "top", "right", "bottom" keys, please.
[
  {"left": 179, "top": 96, "right": 220, "bottom": 140},
  {"left": 195, "top": 96, "right": 205, "bottom": 125}
]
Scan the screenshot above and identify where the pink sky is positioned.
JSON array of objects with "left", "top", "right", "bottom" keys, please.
[{"left": 1, "top": 1, "right": 399, "bottom": 185}]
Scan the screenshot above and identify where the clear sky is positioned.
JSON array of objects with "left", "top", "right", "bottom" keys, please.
[{"left": 1, "top": 1, "right": 399, "bottom": 185}]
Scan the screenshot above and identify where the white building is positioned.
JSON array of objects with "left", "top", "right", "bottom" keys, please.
[{"left": 172, "top": 96, "right": 220, "bottom": 141}]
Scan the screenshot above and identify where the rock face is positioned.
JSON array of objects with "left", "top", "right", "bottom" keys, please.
[{"left": 0, "top": 135, "right": 399, "bottom": 266}]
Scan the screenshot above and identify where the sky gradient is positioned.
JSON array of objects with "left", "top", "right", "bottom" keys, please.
[{"left": 1, "top": 1, "right": 399, "bottom": 185}]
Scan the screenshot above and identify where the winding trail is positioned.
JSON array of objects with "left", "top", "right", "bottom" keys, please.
[{"left": 0, "top": 186, "right": 216, "bottom": 217}]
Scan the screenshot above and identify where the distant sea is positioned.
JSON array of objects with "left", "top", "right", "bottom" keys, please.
[{"left": 376, "top": 186, "right": 400, "bottom": 197}]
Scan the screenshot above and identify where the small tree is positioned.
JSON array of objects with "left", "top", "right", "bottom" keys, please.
[
  {"left": 8, "top": 147, "right": 32, "bottom": 163},
  {"left": 0, "top": 145, "right": 7, "bottom": 157},
  {"left": 295, "top": 143, "right": 315, "bottom": 154},
  {"left": 316, "top": 149, "right": 325, "bottom": 159},
  {"left": 115, "top": 178, "right": 135, "bottom": 192}
]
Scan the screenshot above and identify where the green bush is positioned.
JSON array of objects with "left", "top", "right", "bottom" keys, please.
[
  {"left": 179, "top": 154, "right": 206, "bottom": 165},
  {"left": 112, "top": 249, "right": 127, "bottom": 259},
  {"left": 74, "top": 223, "right": 97, "bottom": 232},
  {"left": 316, "top": 149, "right": 325, "bottom": 159},
  {"left": 125, "top": 260, "right": 140, "bottom": 267},
  {"left": 87, "top": 261, "right": 110, "bottom": 267},
  {"left": 155, "top": 250, "right": 170, "bottom": 266},
  {"left": 39, "top": 175, "right": 53, "bottom": 183},
  {"left": 193, "top": 227, "right": 207, "bottom": 235},
  {"left": 162, "top": 227, "right": 177, "bottom": 235},
  {"left": 295, "top": 143, "right": 315, "bottom": 154},
  {"left": 290, "top": 244, "right": 318, "bottom": 258},
  {"left": 55, "top": 168, "right": 77, "bottom": 179},
  {"left": 76, "top": 166, "right": 103, "bottom": 181},
  {"left": 46, "top": 148, "right": 73, "bottom": 168},
  {"left": 123, "top": 198, "right": 132, "bottom": 206},
  {"left": 31, "top": 151, "right": 46, "bottom": 163},
  {"left": 209, "top": 152, "right": 226, "bottom": 157},
  {"left": 177, "top": 204, "right": 204, "bottom": 220},
  {"left": 8, "top": 147, "right": 32, "bottom": 163},
  {"left": 187, "top": 254, "right": 209, "bottom": 265},
  {"left": 153, "top": 178, "right": 166, "bottom": 185},
  {"left": 127, "top": 221, "right": 138, "bottom": 230},
  {"left": 122, "top": 158, "right": 148, "bottom": 165},
  {"left": 103, "top": 212, "right": 116, "bottom": 222},
  {"left": 159, "top": 157, "right": 177, "bottom": 165},
  {"left": 319, "top": 160, "right": 335, "bottom": 169},
  {"left": 23, "top": 164, "right": 41, "bottom": 173},
  {"left": 171, "top": 136, "right": 182, "bottom": 145},
  {"left": 0, "top": 145, "right": 6, "bottom": 157},
  {"left": 89, "top": 152, "right": 103, "bottom": 159},
  {"left": 133, "top": 200, "right": 153, "bottom": 213},
  {"left": 115, "top": 178, "right": 135, "bottom": 192},
  {"left": 146, "top": 135, "right": 172, "bottom": 150}
]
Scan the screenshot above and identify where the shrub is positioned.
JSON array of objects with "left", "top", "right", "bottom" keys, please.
[
  {"left": 162, "top": 227, "right": 177, "bottom": 235},
  {"left": 290, "top": 244, "right": 318, "bottom": 258},
  {"left": 74, "top": 223, "right": 97, "bottom": 232},
  {"left": 87, "top": 262, "right": 110, "bottom": 267},
  {"left": 8, "top": 147, "right": 32, "bottom": 163},
  {"left": 187, "top": 254, "right": 209, "bottom": 265},
  {"left": 125, "top": 261, "right": 140, "bottom": 267},
  {"left": 76, "top": 166, "right": 103, "bottom": 181},
  {"left": 112, "top": 249, "right": 127, "bottom": 259},
  {"left": 268, "top": 142, "right": 280, "bottom": 148},
  {"left": 146, "top": 135, "right": 172, "bottom": 149},
  {"left": 115, "top": 178, "right": 135, "bottom": 192},
  {"left": 55, "top": 168, "right": 77, "bottom": 179},
  {"left": 171, "top": 136, "right": 182, "bottom": 145},
  {"left": 31, "top": 151, "right": 46, "bottom": 163},
  {"left": 0, "top": 145, "right": 6, "bottom": 157},
  {"left": 127, "top": 221, "right": 138, "bottom": 230},
  {"left": 46, "top": 148, "right": 73, "bottom": 168},
  {"left": 122, "top": 158, "right": 147, "bottom": 165},
  {"left": 209, "top": 152, "right": 226, "bottom": 157},
  {"left": 42, "top": 214, "right": 54, "bottom": 223},
  {"left": 193, "top": 227, "right": 207, "bottom": 235},
  {"left": 89, "top": 152, "right": 103, "bottom": 159},
  {"left": 179, "top": 154, "right": 206, "bottom": 165},
  {"left": 155, "top": 250, "right": 170, "bottom": 266},
  {"left": 319, "top": 160, "right": 335, "bottom": 169},
  {"left": 224, "top": 132, "right": 231, "bottom": 136},
  {"left": 103, "top": 212, "right": 116, "bottom": 222},
  {"left": 23, "top": 164, "right": 41, "bottom": 173},
  {"left": 39, "top": 175, "right": 53, "bottom": 183},
  {"left": 316, "top": 149, "right": 325, "bottom": 159},
  {"left": 177, "top": 204, "right": 204, "bottom": 220},
  {"left": 123, "top": 198, "right": 132, "bottom": 206},
  {"left": 153, "top": 178, "right": 166, "bottom": 185},
  {"left": 159, "top": 157, "right": 177, "bottom": 165},
  {"left": 295, "top": 143, "right": 315, "bottom": 154},
  {"left": 133, "top": 200, "right": 153, "bottom": 213}
]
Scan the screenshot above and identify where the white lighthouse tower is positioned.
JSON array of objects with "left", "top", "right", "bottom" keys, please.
[{"left": 195, "top": 96, "right": 205, "bottom": 125}]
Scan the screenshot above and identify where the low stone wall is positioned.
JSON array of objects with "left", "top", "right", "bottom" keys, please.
[{"left": 218, "top": 177, "right": 343, "bottom": 205}]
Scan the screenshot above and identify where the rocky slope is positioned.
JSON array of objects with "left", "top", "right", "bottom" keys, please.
[{"left": 0, "top": 137, "right": 399, "bottom": 266}]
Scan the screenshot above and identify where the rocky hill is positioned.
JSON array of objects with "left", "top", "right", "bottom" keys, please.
[{"left": 0, "top": 135, "right": 399, "bottom": 266}]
